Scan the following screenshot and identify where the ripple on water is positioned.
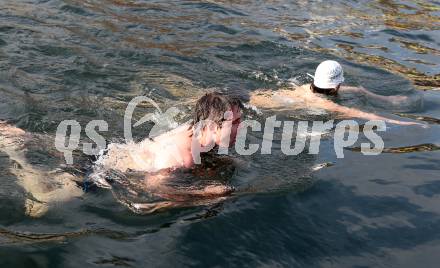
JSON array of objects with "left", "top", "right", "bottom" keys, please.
[{"left": 0, "top": 0, "right": 439, "bottom": 266}]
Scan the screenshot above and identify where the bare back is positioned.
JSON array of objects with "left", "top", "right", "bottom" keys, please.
[{"left": 249, "top": 85, "right": 422, "bottom": 126}]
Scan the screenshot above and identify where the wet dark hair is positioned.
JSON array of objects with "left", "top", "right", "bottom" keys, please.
[
  {"left": 310, "top": 83, "right": 339, "bottom": 96},
  {"left": 193, "top": 92, "right": 243, "bottom": 126}
]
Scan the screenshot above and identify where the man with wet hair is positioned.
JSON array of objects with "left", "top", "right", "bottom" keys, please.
[
  {"left": 91, "top": 92, "right": 244, "bottom": 202},
  {"left": 0, "top": 92, "right": 244, "bottom": 216},
  {"left": 97, "top": 91, "right": 243, "bottom": 173},
  {"left": 192, "top": 92, "right": 244, "bottom": 148},
  {"left": 194, "top": 92, "right": 243, "bottom": 125}
]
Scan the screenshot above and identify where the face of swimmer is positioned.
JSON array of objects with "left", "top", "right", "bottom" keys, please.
[
  {"left": 193, "top": 92, "right": 243, "bottom": 149},
  {"left": 216, "top": 105, "right": 242, "bottom": 147}
]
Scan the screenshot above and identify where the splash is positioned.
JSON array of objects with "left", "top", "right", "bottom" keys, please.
[{"left": 89, "top": 131, "right": 238, "bottom": 214}]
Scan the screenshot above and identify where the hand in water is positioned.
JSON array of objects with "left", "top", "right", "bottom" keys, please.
[
  {"left": 389, "top": 119, "right": 428, "bottom": 128},
  {"left": 390, "top": 95, "right": 409, "bottom": 102}
]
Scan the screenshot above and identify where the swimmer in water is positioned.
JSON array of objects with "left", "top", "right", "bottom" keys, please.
[
  {"left": 94, "top": 92, "right": 243, "bottom": 200},
  {"left": 0, "top": 121, "right": 83, "bottom": 217},
  {"left": 0, "top": 92, "right": 243, "bottom": 216},
  {"left": 250, "top": 60, "right": 424, "bottom": 126}
]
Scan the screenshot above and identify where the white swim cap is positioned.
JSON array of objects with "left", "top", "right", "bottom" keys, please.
[{"left": 313, "top": 60, "right": 345, "bottom": 89}]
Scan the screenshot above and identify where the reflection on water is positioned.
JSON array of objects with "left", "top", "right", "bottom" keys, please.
[
  {"left": 0, "top": 0, "right": 440, "bottom": 267},
  {"left": 349, "top": 143, "right": 440, "bottom": 153},
  {"left": 2, "top": 0, "right": 439, "bottom": 91}
]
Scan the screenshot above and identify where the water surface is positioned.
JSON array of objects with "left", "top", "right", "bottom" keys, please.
[{"left": 1, "top": 0, "right": 440, "bottom": 267}]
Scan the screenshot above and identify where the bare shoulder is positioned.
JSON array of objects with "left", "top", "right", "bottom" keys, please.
[
  {"left": 0, "top": 121, "right": 26, "bottom": 137},
  {"left": 249, "top": 86, "right": 304, "bottom": 109},
  {"left": 249, "top": 89, "right": 281, "bottom": 109}
]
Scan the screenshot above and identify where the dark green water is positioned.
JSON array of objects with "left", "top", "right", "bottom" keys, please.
[{"left": 1, "top": 0, "right": 440, "bottom": 267}]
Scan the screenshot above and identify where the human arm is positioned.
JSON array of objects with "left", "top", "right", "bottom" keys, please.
[
  {"left": 145, "top": 166, "right": 234, "bottom": 200},
  {"left": 341, "top": 86, "right": 411, "bottom": 105},
  {"left": 249, "top": 89, "right": 422, "bottom": 126},
  {"left": 249, "top": 90, "right": 285, "bottom": 110},
  {"left": 317, "top": 97, "right": 422, "bottom": 126},
  {"left": 249, "top": 89, "right": 305, "bottom": 111}
]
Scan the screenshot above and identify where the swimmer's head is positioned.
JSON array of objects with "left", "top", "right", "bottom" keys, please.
[
  {"left": 311, "top": 60, "right": 345, "bottom": 96},
  {"left": 193, "top": 92, "right": 243, "bottom": 147}
]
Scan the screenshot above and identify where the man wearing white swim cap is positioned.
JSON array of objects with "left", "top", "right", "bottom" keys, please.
[
  {"left": 311, "top": 60, "right": 344, "bottom": 96},
  {"left": 250, "top": 60, "right": 424, "bottom": 126}
]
